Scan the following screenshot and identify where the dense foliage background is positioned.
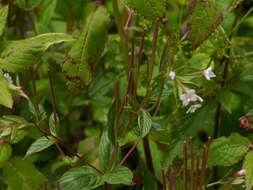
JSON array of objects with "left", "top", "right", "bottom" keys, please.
[{"left": 0, "top": 0, "right": 253, "bottom": 189}]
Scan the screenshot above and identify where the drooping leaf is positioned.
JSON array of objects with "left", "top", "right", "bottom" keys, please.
[
  {"left": 0, "top": 72, "right": 13, "bottom": 108},
  {"left": 25, "top": 136, "right": 54, "bottom": 158},
  {"left": 49, "top": 113, "right": 60, "bottom": 137},
  {"left": 243, "top": 151, "right": 253, "bottom": 190},
  {"left": 2, "top": 157, "right": 47, "bottom": 190},
  {"left": 0, "top": 143, "right": 12, "bottom": 168},
  {"left": 16, "top": 0, "right": 42, "bottom": 10},
  {"left": 138, "top": 109, "right": 152, "bottom": 137},
  {"left": 59, "top": 166, "right": 103, "bottom": 190},
  {"left": 121, "top": 0, "right": 166, "bottom": 19},
  {"left": 103, "top": 167, "right": 133, "bottom": 185},
  {"left": 62, "top": 5, "right": 110, "bottom": 89},
  {"left": 188, "top": 0, "right": 232, "bottom": 49},
  {"left": 99, "top": 130, "right": 113, "bottom": 172},
  {"left": 208, "top": 133, "right": 251, "bottom": 167},
  {"left": 163, "top": 102, "right": 216, "bottom": 170},
  {"left": 0, "top": 5, "right": 8, "bottom": 37},
  {"left": 0, "top": 33, "right": 74, "bottom": 72}
]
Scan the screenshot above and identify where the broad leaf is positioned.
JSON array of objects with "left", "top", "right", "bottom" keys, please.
[
  {"left": 163, "top": 102, "right": 216, "bottom": 170},
  {"left": 0, "top": 72, "right": 13, "bottom": 108},
  {"left": 188, "top": 0, "right": 232, "bottom": 49},
  {"left": 62, "top": 6, "right": 110, "bottom": 89},
  {"left": 25, "top": 136, "right": 54, "bottom": 158},
  {"left": 0, "top": 143, "right": 12, "bottom": 168},
  {"left": 103, "top": 167, "right": 133, "bottom": 185},
  {"left": 243, "top": 150, "right": 253, "bottom": 190},
  {"left": 121, "top": 0, "right": 166, "bottom": 19},
  {"left": 16, "top": 0, "right": 42, "bottom": 10},
  {"left": 0, "top": 5, "right": 8, "bottom": 37},
  {"left": 208, "top": 133, "right": 251, "bottom": 167},
  {"left": 2, "top": 157, "right": 47, "bottom": 190},
  {"left": 59, "top": 166, "right": 103, "bottom": 190},
  {"left": 0, "top": 33, "right": 73, "bottom": 72},
  {"left": 217, "top": 88, "right": 241, "bottom": 114},
  {"left": 138, "top": 109, "right": 152, "bottom": 137}
]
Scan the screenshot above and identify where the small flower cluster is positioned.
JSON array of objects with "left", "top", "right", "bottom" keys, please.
[{"left": 169, "top": 67, "right": 216, "bottom": 114}]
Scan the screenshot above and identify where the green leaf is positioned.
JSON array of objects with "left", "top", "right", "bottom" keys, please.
[
  {"left": 143, "top": 168, "right": 157, "bottom": 190},
  {"left": 138, "top": 109, "right": 152, "bottom": 137},
  {"left": 16, "top": 0, "right": 42, "bottom": 10},
  {"left": 121, "top": 0, "right": 166, "bottom": 19},
  {"left": 2, "top": 157, "right": 47, "bottom": 190},
  {"left": 0, "top": 5, "right": 8, "bottom": 37},
  {"left": 208, "top": 133, "right": 251, "bottom": 167},
  {"left": 59, "top": 166, "right": 103, "bottom": 190},
  {"left": 49, "top": 113, "right": 59, "bottom": 137},
  {"left": 0, "top": 143, "right": 12, "bottom": 168},
  {"left": 243, "top": 151, "right": 253, "bottom": 190},
  {"left": 0, "top": 33, "right": 74, "bottom": 72},
  {"left": 217, "top": 88, "right": 241, "bottom": 114},
  {"left": 163, "top": 102, "right": 216, "bottom": 170},
  {"left": 62, "top": 6, "right": 110, "bottom": 89},
  {"left": 0, "top": 73, "right": 13, "bottom": 108},
  {"left": 99, "top": 130, "right": 113, "bottom": 172},
  {"left": 103, "top": 167, "right": 133, "bottom": 185},
  {"left": 25, "top": 136, "right": 54, "bottom": 158},
  {"left": 39, "top": 0, "right": 57, "bottom": 26},
  {"left": 188, "top": 0, "right": 231, "bottom": 49}
]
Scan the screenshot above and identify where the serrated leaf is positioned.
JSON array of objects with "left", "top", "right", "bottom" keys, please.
[
  {"left": 2, "top": 157, "right": 47, "bottom": 190},
  {"left": 208, "top": 133, "right": 250, "bottom": 167},
  {"left": 0, "top": 72, "right": 13, "bottom": 108},
  {"left": 121, "top": 0, "right": 166, "bottom": 19},
  {"left": 163, "top": 102, "right": 216, "bottom": 170},
  {"left": 0, "top": 33, "right": 74, "bottom": 72},
  {"left": 0, "top": 5, "right": 8, "bottom": 37},
  {"left": 188, "top": 0, "right": 232, "bottom": 49},
  {"left": 99, "top": 130, "right": 113, "bottom": 172},
  {"left": 0, "top": 143, "right": 12, "bottom": 168},
  {"left": 243, "top": 151, "right": 253, "bottom": 190},
  {"left": 138, "top": 109, "right": 152, "bottom": 137},
  {"left": 25, "top": 136, "right": 54, "bottom": 158},
  {"left": 62, "top": 6, "right": 110, "bottom": 89},
  {"left": 103, "top": 167, "right": 133, "bottom": 185},
  {"left": 16, "top": 0, "right": 42, "bottom": 10},
  {"left": 59, "top": 166, "right": 103, "bottom": 190}
]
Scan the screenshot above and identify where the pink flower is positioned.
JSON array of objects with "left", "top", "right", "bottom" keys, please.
[
  {"left": 202, "top": 67, "right": 216, "bottom": 80},
  {"left": 234, "top": 169, "right": 246, "bottom": 177},
  {"left": 180, "top": 89, "right": 203, "bottom": 106},
  {"left": 169, "top": 71, "right": 176, "bottom": 80}
]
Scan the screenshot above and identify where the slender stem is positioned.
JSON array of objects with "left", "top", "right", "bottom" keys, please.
[
  {"left": 119, "top": 138, "right": 141, "bottom": 166},
  {"left": 189, "top": 138, "right": 194, "bottom": 190},
  {"left": 48, "top": 68, "right": 57, "bottom": 123},
  {"left": 162, "top": 170, "right": 167, "bottom": 190},
  {"left": 148, "top": 21, "right": 160, "bottom": 80},
  {"left": 169, "top": 172, "right": 174, "bottom": 190},
  {"left": 124, "top": 9, "right": 134, "bottom": 31}
]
